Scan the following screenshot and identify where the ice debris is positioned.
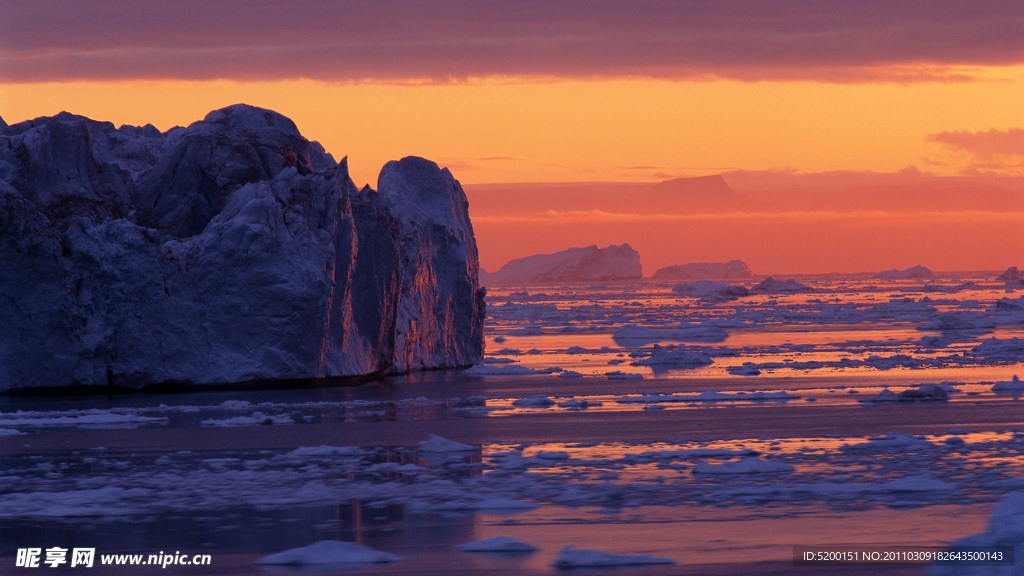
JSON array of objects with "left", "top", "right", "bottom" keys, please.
[
  {"left": 753, "top": 277, "right": 812, "bottom": 292},
  {"left": 859, "top": 385, "right": 949, "bottom": 403},
  {"left": 457, "top": 536, "right": 537, "bottom": 553},
  {"left": 417, "top": 434, "right": 478, "bottom": 453},
  {"left": 552, "top": 546, "right": 673, "bottom": 568},
  {"left": 692, "top": 457, "right": 794, "bottom": 474}
]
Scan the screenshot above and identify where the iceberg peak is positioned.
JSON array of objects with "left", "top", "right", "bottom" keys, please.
[{"left": 201, "top": 103, "right": 302, "bottom": 136}]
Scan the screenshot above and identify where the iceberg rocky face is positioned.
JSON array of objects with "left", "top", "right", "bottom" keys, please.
[{"left": 0, "top": 104, "right": 485, "bottom": 392}]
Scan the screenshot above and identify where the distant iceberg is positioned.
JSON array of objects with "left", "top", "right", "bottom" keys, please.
[
  {"left": 875, "top": 265, "right": 933, "bottom": 280},
  {"left": 652, "top": 259, "right": 752, "bottom": 280},
  {"left": 481, "top": 243, "right": 642, "bottom": 284}
]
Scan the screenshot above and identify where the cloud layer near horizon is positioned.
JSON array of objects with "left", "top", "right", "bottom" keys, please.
[{"left": 2, "top": 1, "right": 1022, "bottom": 83}]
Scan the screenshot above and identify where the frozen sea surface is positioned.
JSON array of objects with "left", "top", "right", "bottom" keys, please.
[{"left": 1, "top": 275, "right": 1022, "bottom": 574}]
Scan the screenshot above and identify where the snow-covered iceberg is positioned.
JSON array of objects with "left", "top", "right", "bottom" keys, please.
[
  {"left": 0, "top": 105, "right": 486, "bottom": 392},
  {"left": 652, "top": 259, "right": 752, "bottom": 280},
  {"left": 481, "top": 244, "right": 641, "bottom": 284}
]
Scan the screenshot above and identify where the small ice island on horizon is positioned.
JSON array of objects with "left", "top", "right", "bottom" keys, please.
[
  {"left": 481, "top": 244, "right": 642, "bottom": 285},
  {"left": 651, "top": 260, "right": 752, "bottom": 280},
  {"left": 0, "top": 104, "right": 485, "bottom": 392},
  {"left": 874, "top": 265, "right": 933, "bottom": 280}
]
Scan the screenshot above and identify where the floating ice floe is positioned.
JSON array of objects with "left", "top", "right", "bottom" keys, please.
[
  {"left": 617, "top": 390, "right": 798, "bottom": 404},
  {"left": 859, "top": 385, "right": 949, "bottom": 403},
  {"left": 992, "top": 375, "right": 1024, "bottom": 391},
  {"left": 671, "top": 280, "right": 749, "bottom": 301},
  {"left": 0, "top": 411, "right": 167, "bottom": 428},
  {"left": 639, "top": 448, "right": 757, "bottom": 459},
  {"left": 995, "top": 295, "right": 1024, "bottom": 311},
  {"left": 557, "top": 370, "right": 584, "bottom": 378},
  {"left": 483, "top": 356, "right": 519, "bottom": 364},
  {"left": 692, "top": 457, "right": 794, "bottom": 474},
  {"left": 557, "top": 398, "right": 600, "bottom": 409},
  {"left": 257, "top": 540, "right": 403, "bottom": 566},
  {"left": 840, "top": 432, "right": 934, "bottom": 453},
  {"left": 612, "top": 323, "right": 728, "bottom": 345},
  {"left": 917, "top": 312, "right": 994, "bottom": 332},
  {"left": 512, "top": 395, "right": 556, "bottom": 407},
  {"left": 552, "top": 546, "right": 674, "bottom": 568},
  {"left": 972, "top": 337, "right": 1024, "bottom": 360},
  {"left": 630, "top": 345, "right": 714, "bottom": 368},
  {"left": 0, "top": 486, "right": 153, "bottom": 517},
  {"left": 753, "top": 277, "right": 812, "bottom": 292},
  {"left": 605, "top": 371, "right": 643, "bottom": 379},
  {"left": 418, "top": 434, "right": 478, "bottom": 453},
  {"left": 727, "top": 362, "right": 761, "bottom": 376},
  {"left": 284, "top": 446, "right": 369, "bottom": 458},
  {"left": 463, "top": 364, "right": 560, "bottom": 375},
  {"left": 200, "top": 412, "right": 293, "bottom": 427},
  {"left": 507, "top": 326, "right": 544, "bottom": 336},
  {"left": 457, "top": 536, "right": 537, "bottom": 553}
]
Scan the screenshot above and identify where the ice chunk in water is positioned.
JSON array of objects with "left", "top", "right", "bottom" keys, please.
[{"left": 258, "top": 540, "right": 403, "bottom": 565}]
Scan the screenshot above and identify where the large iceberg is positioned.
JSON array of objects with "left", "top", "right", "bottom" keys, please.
[
  {"left": 0, "top": 105, "right": 485, "bottom": 392},
  {"left": 651, "top": 259, "right": 752, "bottom": 280},
  {"left": 481, "top": 243, "right": 641, "bottom": 284}
]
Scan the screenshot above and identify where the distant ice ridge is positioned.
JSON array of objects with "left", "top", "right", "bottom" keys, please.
[
  {"left": 481, "top": 244, "right": 641, "bottom": 284},
  {"left": 875, "top": 265, "right": 933, "bottom": 280},
  {"left": 651, "top": 259, "right": 752, "bottom": 280},
  {"left": 0, "top": 105, "right": 485, "bottom": 391}
]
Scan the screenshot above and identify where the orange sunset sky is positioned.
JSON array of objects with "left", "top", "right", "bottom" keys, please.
[{"left": 2, "top": 1, "right": 1022, "bottom": 275}]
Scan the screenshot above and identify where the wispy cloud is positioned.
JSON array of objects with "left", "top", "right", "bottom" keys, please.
[
  {"left": 928, "top": 128, "right": 1024, "bottom": 172},
  {"left": 1, "top": 1, "right": 1021, "bottom": 83}
]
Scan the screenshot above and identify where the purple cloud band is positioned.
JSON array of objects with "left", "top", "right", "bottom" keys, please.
[{"left": 1, "top": 0, "right": 1022, "bottom": 83}]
